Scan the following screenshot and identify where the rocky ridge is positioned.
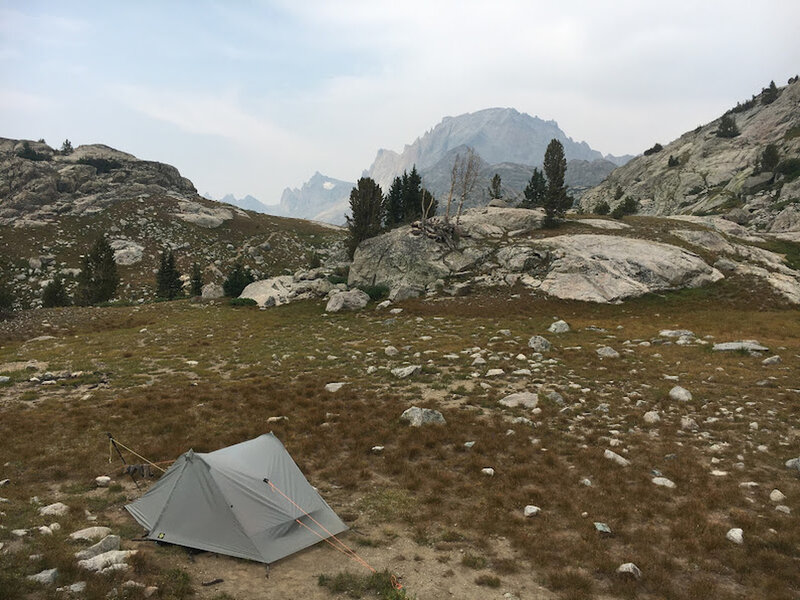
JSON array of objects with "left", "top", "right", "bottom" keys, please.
[{"left": 580, "top": 78, "right": 800, "bottom": 234}]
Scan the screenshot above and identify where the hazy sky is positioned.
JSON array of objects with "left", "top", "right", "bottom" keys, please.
[{"left": 2, "top": 1, "right": 798, "bottom": 204}]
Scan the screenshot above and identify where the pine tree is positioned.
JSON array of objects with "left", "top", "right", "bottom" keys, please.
[
  {"left": 42, "top": 277, "right": 71, "bottom": 308},
  {"left": 383, "top": 176, "right": 404, "bottom": 228},
  {"left": 521, "top": 168, "right": 546, "bottom": 208},
  {"left": 488, "top": 174, "right": 503, "bottom": 200},
  {"left": 75, "top": 236, "right": 119, "bottom": 305},
  {"left": 60, "top": 139, "right": 74, "bottom": 155},
  {"left": 345, "top": 177, "right": 384, "bottom": 259},
  {"left": 0, "top": 280, "right": 14, "bottom": 313},
  {"left": 542, "top": 139, "right": 571, "bottom": 227},
  {"left": 762, "top": 80, "right": 779, "bottom": 105},
  {"left": 717, "top": 114, "right": 740, "bottom": 138},
  {"left": 223, "top": 262, "right": 255, "bottom": 297},
  {"left": 156, "top": 250, "right": 183, "bottom": 300},
  {"left": 761, "top": 144, "right": 780, "bottom": 172},
  {"left": 401, "top": 166, "right": 424, "bottom": 223},
  {"left": 190, "top": 262, "right": 203, "bottom": 297}
]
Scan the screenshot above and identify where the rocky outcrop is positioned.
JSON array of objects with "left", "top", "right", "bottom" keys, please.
[
  {"left": 348, "top": 208, "right": 737, "bottom": 304},
  {"left": 579, "top": 79, "right": 800, "bottom": 231},
  {"left": 240, "top": 269, "right": 340, "bottom": 307}
]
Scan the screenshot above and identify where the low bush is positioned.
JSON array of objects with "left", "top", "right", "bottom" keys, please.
[
  {"left": 77, "top": 157, "right": 122, "bottom": 173},
  {"left": 643, "top": 143, "right": 663, "bottom": 156},
  {"left": 776, "top": 158, "right": 800, "bottom": 182},
  {"left": 359, "top": 284, "right": 389, "bottom": 301},
  {"left": 594, "top": 200, "right": 610, "bottom": 215},
  {"left": 229, "top": 297, "right": 258, "bottom": 307}
]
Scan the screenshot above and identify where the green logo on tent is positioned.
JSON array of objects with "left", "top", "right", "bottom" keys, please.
[{"left": 158, "top": 533, "right": 165, "bottom": 539}]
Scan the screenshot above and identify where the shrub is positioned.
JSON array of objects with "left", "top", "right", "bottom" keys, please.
[
  {"left": 159, "top": 568, "right": 194, "bottom": 599},
  {"left": 358, "top": 284, "right": 389, "bottom": 301},
  {"left": 229, "top": 297, "right": 257, "bottom": 307},
  {"left": 612, "top": 196, "right": 638, "bottom": 219},
  {"left": 60, "top": 139, "right": 74, "bottom": 155},
  {"left": 318, "top": 570, "right": 409, "bottom": 599},
  {"left": 668, "top": 154, "right": 680, "bottom": 167},
  {"left": 761, "top": 80, "right": 779, "bottom": 105},
  {"left": 643, "top": 143, "right": 663, "bottom": 156},
  {"left": 308, "top": 251, "right": 322, "bottom": 269},
  {"left": 594, "top": 200, "right": 610, "bottom": 215},
  {"left": 327, "top": 274, "right": 347, "bottom": 285},
  {"left": 15, "top": 141, "right": 48, "bottom": 161},
  {"left": 776, "top": 158, "right": 800, "bottom": 182},
  {"left": 77, "top": 157, "right": 122, "bottom": 173},
  {"left": 190, "top": 262, "right": 203, "bottom": 297},
  {"left": 475, "top": 575, "right": 501, "bottom": 588}
]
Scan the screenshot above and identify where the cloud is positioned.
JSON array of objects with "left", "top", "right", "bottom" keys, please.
[{"left": 0, "top": 90, "right": 54, "bottom": 112}]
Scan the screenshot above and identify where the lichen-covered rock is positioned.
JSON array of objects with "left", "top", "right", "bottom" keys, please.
[
  {"left": 400, "top": 406, "right": 446, "bottom": 426},
  {"left": 325, "top": 289, "right": 370, "bottom": 312}
]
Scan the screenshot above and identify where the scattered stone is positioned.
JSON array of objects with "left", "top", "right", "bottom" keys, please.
[
  {"left": 499, "top": 392, "right": 539, "bottom": 410},
  {"left": 485, "top": 368, "right": 505, "bottom": 377},
  {"left": 786, "top": 457, "right": 800, "bottom": 472},
  {"left": 652, "top": 477, "right": 676, "bottom": 489},
  {"left": 712, "top": 341, "right": 769, "bottom": 352},
  {"left": 464, "top": 441, "right": 476, "bottom": 448},
  {"left": 680, "top": 416, "right": 699, "bottom": 430},
  {"left": 481, "top": 468, "right": 495, "bottom": 477},
  {"left": 596, "top": 346, "right": 620, "bottom": 358},
  {"left": 643, "top": 410, "right": 660, "bottom": 424},
  {"left": 775, "top": 505, "right": 791, "bottom": 514},
  {"left": 11, "top": 529, "right": 27, "bottom": 537},
  {"left": 144, "top": 586, "right": 159, "bottom": 598},
  {"left": 471, "top": 357, "right": 486, "bottom": 366},
  {"left": 95, "top": 476, "right": 111, "bottom": 488},
  {"left": 399, "top": 406, "right": 446, "bottom": 427},
  {"left": 762, "top": 355, "right": 782, "bottom": 365},
  {"left": 669, "top": 386, "right": 692, "bottom": 402},
  {"left": 726, "top": 528, "right": 744, "bottom": 545},
  {"left": 384, "top": 346, "right": 399, "bottom": 357},
  {"left": 70, "top": 526, "right": 112, "bottom": 542},
  {"left": 0, "top": 376, "right": 10, "bottom": 384},
  {"left": 769, "top": 489, "right": 786, "bottom": 503},
  {"left": 545, "top": 390, "right": 565, "bottom": 405},
  {"left": 38, "top": 525, "right": 54, "bottom": 535},
  {"left": 266, "top": 415, "right": 288, "bottom": 424},
  {"left": 547, "top": 320, "right": 570, "bottom": 334},
  {"left": 616, "top": 563, "right": 642, "bottom": 579},
  {"left": 75, "top": 535, "right": 121, "bottom": 560},
  {"left": 0, "top": 478, "right": 9, "bottom": 487},
  {"left": 78, "top": 549, "right": 136, "bottom": 572},
  {"left": 523, "top": 505, "right": 541, "bottom": 517},
  {"left": 324, "top": 382, "right": 345, "bottom": 393},
  {"left": 604, "top": 449, "right": 630, "bottom": 467},
  {"left": 527, "top": 336, "right": 551, "bottom": 352},
  {"left": 370, "top": 446, "right": 384, "bottom": 454},
  {"left": 594, "top": 522, "right": 612, "bottom": 534},
  {"left": 56, "top": 581, "right": 87, "bottom": 594},
  {"left": 27, "top": 568, "right": 58, "bottom": 585},
  {"left": 39, "top": 502, "right": 69, "bottom": 517},
  {"left": 391, "top": 365, "right": 421, "bottom": 379},
  {"left": 659, "top": 329, "right": 694, "bottom": 338}
]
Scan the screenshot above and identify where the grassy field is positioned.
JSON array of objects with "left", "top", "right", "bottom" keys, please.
[{"left": 0, "top": 282, "right": 798, "bottom": 599}]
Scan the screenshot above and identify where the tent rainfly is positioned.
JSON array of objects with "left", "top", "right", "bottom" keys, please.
[{"left": 125, "top": 433, "right": 348, "bottom": 564}]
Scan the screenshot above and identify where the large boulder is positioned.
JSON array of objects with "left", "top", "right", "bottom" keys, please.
[
  {"left": 325, "top": 289, "right": 370, "bottom": 312},
  {"left": 532, "top": 234, "right": 723, "bottom": 302}
]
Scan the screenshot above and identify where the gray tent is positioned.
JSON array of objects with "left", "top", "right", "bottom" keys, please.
[{"left": 125, "top": 433, "right": 348, "bottom": 564}]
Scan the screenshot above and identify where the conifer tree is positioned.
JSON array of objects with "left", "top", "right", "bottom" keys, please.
[
  {"left": 223, "top": 261, "right": 255, "bottom": 297},
  {"left": 42, "top": 277, "right": 70, "bottom": 308},
  {"left": 75, "top": 235, "right": 119, "bottom": 305},
  {"left": 345, "top": 177, "right": 384, "bottom": 259},
  {"left": 156, "top": 250, "right": 183, "bottom": 300},
  {"left": 190, "top": 262, "right": 203, "bottom": 297},
  {"left": 542, "top": 139, "right": 571, "bottom": 227},
  {"left": 521, "top": 168, "right": 546, "bottom": 208},
  {"left": 383, "top": 176, "right": 404, "bottom": 228},
  {"left": 717, "top": 114, "right": 740, "bottom": 138},
  {"left": 402, "top": 166, "right": 424, "bottom": 222},
  {"left": 488, "top": 174, "right": 503, "bottom": 200}
]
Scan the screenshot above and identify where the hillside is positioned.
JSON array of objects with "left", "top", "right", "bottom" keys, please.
[
  {"left": 580, "top": 78, "right": 800, "bottom": 234},
  {"left": 0, "top": 138, "right": 344, "bottom": 309}
]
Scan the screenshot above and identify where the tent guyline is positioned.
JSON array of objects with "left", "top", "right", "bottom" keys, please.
[{"left": 107, "top": 433, "right": 169, "bottom": 473}]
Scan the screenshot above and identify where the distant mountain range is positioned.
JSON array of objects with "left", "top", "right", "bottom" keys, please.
[{"left": 261, "top": 107, "right": 633, "bottom": 224}]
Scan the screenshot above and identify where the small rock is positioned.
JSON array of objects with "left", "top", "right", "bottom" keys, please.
[
  {"left": 775, "top": 505, "right": 791, "bottom": 514},
  {"left": 70, "top": 526, "right": 112, "bottom": 542},
  {"left": 596, "top": 346, "right": 620, "bottom": 358},
  {"left": 266, "top": 415, "right": 288, "bottom": 424},
  {"left": 726, "top": 528, "right": 744, "bottom": 545},
  {"left": 545, "top": 390, "right": 564, "bottom": 405},
  {"left": 144, "top": 586, "right": 159, "bottom": 598},
  {"left": 643, "top": 410, "right": 660, "bottom": 424},
  {"left": 523, "top": 505, "right": 540, "bottom": 517},
  {"left": 680, "top": 416, "right": 699, "bottom": 430},
  {"left": 384, "top": 346, "right": 399, "bottom": 357},
  {"left": 95, "top": 476, "right": 111, "bottom": 488},
  {"left": 762, "top": 355, "right": 781, "bottom": 365},
  {"left": 324, "top": 382, "right": 345, "bottom": 393},
  {"left": 481, "top": 468, "right": 495, "bottom": 476},
  {"left": 604, "top": 449, "right": 630, "bottom": 467},
  {"left": 499, "top": 392, "right": 539, "bottom": 409},
  {"left": 78, "top": 549, "right": 136, "bottom": 572},
  {"left": 527, "top": 336, "right": 551, "bottom": 352},
  {"left": 399, "top": 406, "right": 445, "bottom": 427},
  {"left": 485, "top": 368, "right": 505, "bottom": 377},
  {"left": 27, "top": 568, "right": 58, "bottom": 585},
  {"left": 391, "top": 365, "right": 421, "bottom": 379},
  {"left": 769, "top": 489, "right": 786, "bottom": 503},
  {"left": 712, "top": 341, "right": 768, "bottom": 352},
  {"left": 58, "top": 581, "right": 87, "bottom": 594},
  {"left": 0, "top": 478, "right": 9, "bottom": 487},
  {"left": 325, "top": 289, "right": 370, "bottom": 312},
  {"left": 11, "top": 529, "right": 27, "bottom": 537},
  {"left": 39, "top": 502, "right": 69, "bottom": 517},
  {"left": 38, "top": 525, "right": 53, "bottom": 535},
  {"left": 786, "top": 457, "right": 800, "bottom": 472},
  {"left": 0, "top": 376, "right": 9, "bottom": 384},
  {"left": 594, "top": 522, "right": 612, "bottom": 534},
  {"left": 370, "top": 446, "right": 384, "bottom": 454},
  {"left": 669, "top": 386, "right": 692, "bottom": 402},
  {"left": 659, "top": 329, "right": 694, "bottom": 338},
  {"left": 75, "top": 535, "right": 121, "bottom": 560},
  {"left": 548, "top": 320, "right": 570, "bottom": 334},
  {"left": 464, "top": 441, "right": 476, "bottom": 448},
  {"left": 616, "top": 563, "right": 641, "bottom": 579},
  {"left": 652, "top": 477, "right": 676, "bottom": 489}
]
